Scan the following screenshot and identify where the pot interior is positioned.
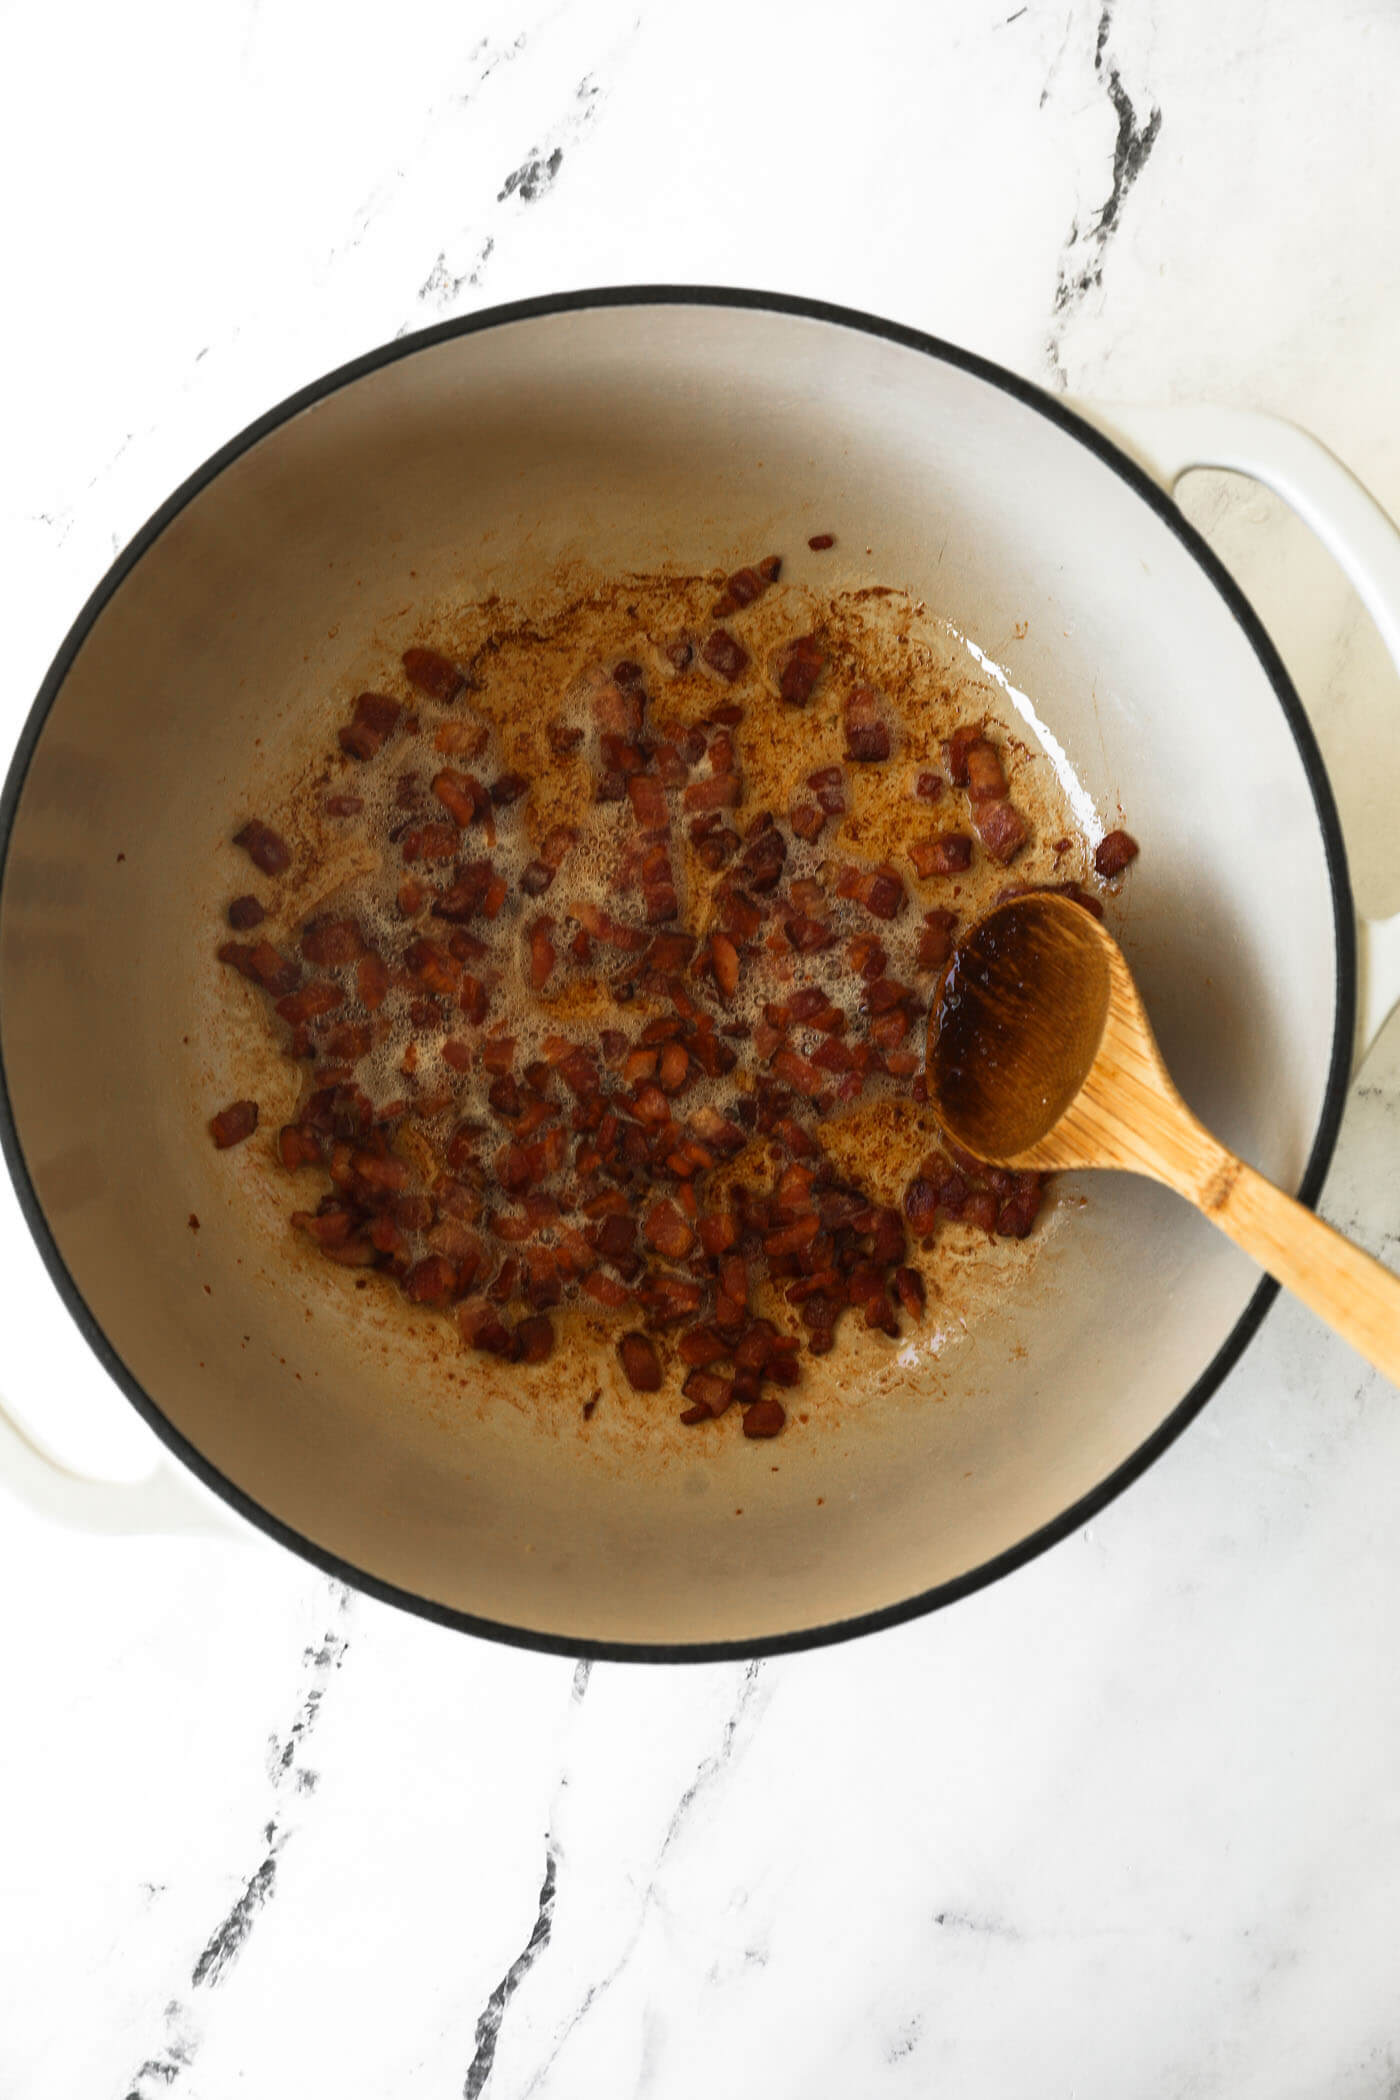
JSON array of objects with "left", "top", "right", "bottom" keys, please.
[{"left": 0, "top": 300, "right": 1343, "bottom": 1648}]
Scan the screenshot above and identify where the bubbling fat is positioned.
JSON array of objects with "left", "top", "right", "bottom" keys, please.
[{"left": 216, "top": 565, "right": 1132, "bottom": 1435}]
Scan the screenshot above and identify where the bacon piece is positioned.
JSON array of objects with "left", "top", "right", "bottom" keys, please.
[
  {"left": 739, "top": 819, "right": 786, "bottom": 894},
  {"left": 401, "top": 822, "right": 459, "bottom": 863},
  {"left": 844, "top": 685, "right": 891, "bottom": 763},
  {"left": 431, "top": 860, "right": 496, "bottom": 921},
  {"left": 963, "top": 738, "right": 1008, "bottom": 802},
  {"left": 789, "top": 802, "right": 825, "bottom": 842},
  {"left": 357, "top": 952, "right": 390, "bottom": 1011},
  {"left": 840, "top": 866, "right": 906, "bottom": 919},
  {"left": 435, "top": 719, "right": 490, "bottom": 757},
  {"left": 489, "top": 772, "right": 528, "bottom": 807},
  {"left": 276, "top": 980, "right": 343, "bottom": 1025},
  {"left": 300, "top": 916, "right": 363, "bottom": 966},
  {"left": 917, "top": 908, "right": 957, "bottom": 972},
  {"left": 432, "top": 769, "right": 488, "bottom": 828},
  {"left": 209, "top": 1100, "right": 258, "bottom": 1149},
  {"left": 627, "top": 773, "right": 669, "bottom": 832},
  {"left": 402, "top": 646, "right": 465, "bottom": 703},
  {"left": 233, "top": 820, "right": 291, "bottom": 876},
  {"left": 324, "top": 792, "right": 364, "bottom": 817},
  {"left": 942, "top": 724, "right": 984, "bottom": 786},
  {"left": 778, "top": 634, "right": 825, "bottom": 706},
  {"left": 339, "top": 692, "right": 401, "bottom": 761},
  {"left": 617, "top": 1331, "right": 663, "bottom": 1391},
  {"left": 702, "top": 629, "right": 750, "bottom": 683},
  {"left": 278, "top": 1125, "right": 321, "bottom": 1170},
  {"left": 644, "top": 1200, "right": 695, "bottom": 1259},
  {"left": 682, "top": 1369, "right": 733, "bottom": 1418},
  {"left": 227, "top": 895, "right": 264, "bottom": 930},
  {"left": 682, "top": 772, "right": 742, "bottom": 814},
  {"left": 806, "top": 765, "right": 846, "bottom": 816},
  {"left": 974, "top": 800, "right": 1028, "bottom": 864},
  {"left": 743, "top": 1397, "right": 786, "bottom": 1437},
  {"left": 915, "top": 771, "right": 943, "bottom": 801},
  {"left": 1094, "top": 828, "right": 1139, "bottom": 878},
  {"left": 807, "top": 533, "right": 835, "bottom": 550},
  {"left": 527, "top": 918, "right": 556, "bottom": 993},
  {"left": 218, "top": 938, "right": 300, "bottom": 997},
  {"left": 910, "top": 833, "right": 972, "bottom": 878}
]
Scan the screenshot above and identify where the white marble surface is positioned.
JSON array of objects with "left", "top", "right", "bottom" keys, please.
[{"left": 5, "top": 3, "right": 1400, "bottom": 2094}]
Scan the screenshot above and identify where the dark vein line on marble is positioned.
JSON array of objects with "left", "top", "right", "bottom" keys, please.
[
  {"left": 459, "top": 1663, "right": 593, "bottom": 2097},
  {"left": 1044, "top": 0, "right": 1162, "bottom": 387},
  {"left": 117, "top": 1585, "right": 352, "bottom": 2099},
  {"left": 463, "top": 1848, "right": 560, "bottom": 2100},
  {"left": 516, "top": 1662, "right": 769, "bottom": 2098}
]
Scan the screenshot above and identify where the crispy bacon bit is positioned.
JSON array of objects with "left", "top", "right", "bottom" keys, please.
[
  {"left": 974, "top": 799, "right": 1028, "bottom": 864},
  {"left": 402, "top": 646, "right": 465, "bottom": 703},
  {"left": 644, "top": 1199, "right": 695, "bottom": 1260},
  {"left": 527, "top": 919, "right": 556, "bottom": 992},
  {"left": 837, "top": 865, "right": 905, "bottom": 919},
  {"left": 963, "top": 738, "right": 1008, "bottom": 802},
  {"left": 339, "top": 692, "right": 402, "bottom": 761},
  {"left": 910, "top": 833, "right": 972, "bottom": 878},
  {"left": 433, "top": 769, "right": 487, "bottom": 828},
  {"left": 743, "top": 1397, "right": 786, "bottom": 1437},
  {"left": 682, "top": 1369, "right": 733, "bottom": 1418},
  {"left": 618, "top": 1330, "right": 663, "bottom": 1391},
  {"left": 915, "top": 771, "right": 943, "bottom": 801},
  {"left": 627, "top": 773, "right": 669, "bottom": 832},
  {"left": 218, "top": 939, "right": 300, "bottom": 996},
  {"left": 356, "top": 951, "right": 389, "bottom": 1011},
  {"left": 778, "top": 634, "right": 825, "bottom": 706},
  {"left": 300, "top": 916, "right": 363, "bottom": 966},
  {"left": 916, "top": 908, "right": 957, "bottom": 972},
  {"left": 324, "top": 792, "right": 364, "bottom": 816},
  {"left": 893, "top": 1266, "right": 926, "bottom": 1320},
  {"left": 683, "top": 773, "right": 742, "bottom": 813},
  {"left": 435, "top": 719, "right": 490, "bottom": 757},
  {"left": 789, "top": 801, "right": 825, "bottom": 842},
  {"left": 227, "top": 894, "right": 265, "bottom": 930},
  {"left": 233, "top": 820, "right": 291, "bottom": 877},
  {"left": 1094, "top": 828, "right": 1139, "bottom": 878},
  {"left": 806, "top": 765, "right": 846, "bottom": 817},
  {"left": 702, "top": 629, "right": 750, "bottom": 683},
  {"left": 844, "top": 685, "right": 891, "bottom": 763},
  {"left": 209, "top": 1099, "right": 258, "bottom": 1148},
  {"left": 401, "top": 821, "right": 459, "bottom": 863},
  {"left": 516, "top": 1314, "right": 555, "bottom": 1363},
  {"left": 490, "top": 771, "right": 528, "bottom": 807},
  {"left": 277, "top": 1125, "right": 321, "bottom": 1170},
  {"left": 942, "top": 724, "right": 984, "bottom": 786}
]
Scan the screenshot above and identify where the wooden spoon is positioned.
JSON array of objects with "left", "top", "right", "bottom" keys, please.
[{"left": 925, "top": 889, "right": 1400, "bottom": 1384}]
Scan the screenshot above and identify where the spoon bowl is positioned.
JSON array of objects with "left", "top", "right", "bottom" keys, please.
[{"left": 926, "top": 890, "right": 1400, "bottom": 1385}]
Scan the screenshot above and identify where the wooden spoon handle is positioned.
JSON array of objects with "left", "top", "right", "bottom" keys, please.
[{"left": 1195, "top": 1147, "right": 1400, "bottom": 1385}]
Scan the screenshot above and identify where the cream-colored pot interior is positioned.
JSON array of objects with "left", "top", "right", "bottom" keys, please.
[{"left": 0, "top": 297, "right": 1345, "bottom": 1652}]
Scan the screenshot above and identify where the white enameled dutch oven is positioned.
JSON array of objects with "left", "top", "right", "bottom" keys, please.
[{"left": 3, "top": 289, "right": 1400, "bottom": 1659}]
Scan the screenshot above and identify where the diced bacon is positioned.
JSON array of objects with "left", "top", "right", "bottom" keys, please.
[
  {"left": 773, "top": 1048, "right": 827, "bottom": 1099},
  {"left": 401, "top": 822, "right": 459, "bottom": 863},
  {"left": 402, "top": 646, "right": 465, "bottom": 703},
  {"left": 743, "top": 1397, "right": 786, "bottom": 1438},
  {"left": 218, "top": 939, "right": 300, "bottom": 997},
  {"left": 357, "top": 951, "right": 390, "bottom": 1011},
  {"left": 300, "top": 917, "right": 363, "bottom": 966},
  {"left": 778, "top": 634, "right": 825, "bottom": 706},
  {"left": 227, "top": 894, "right": 264, "bottom": 930},
  {"left": 1094, "top": 828, "right": 1139, "bottom": 878},
  {"left": 339, "top": 691, "right": 402, "bottom": 761},
  {"left": 683, "top": 773, "right": 742, "bottom": 813},
  {"left": 489, "top": 771, "right": 528, "bottom": 807},
  {"left": 681, "top": 1369, "right": 733, "bottom": 1418},
  {"left": 618, "top": 1330, "right": 663, "bottom": 1390},
  {"left": 528, "top": 918, "right": 556, "bottom": 993},
  {"left": 910, "top": 833, "right": 972, "bottom": 878},
  {"left": 516, "top": 1314, "right": 555, "bottom": 1364},
  {"left": 627, "top": 773, "right": 669, "bottom": 832},
  {"left": 844, "top": 685, "right": 891, "bottom": 763},
  {"left": 276, "top": 980, "right": 344, "bottom": 1025},
  {"left": 915, "top": 771, "right": 943, "bottom": 801},
  {"left": 789, "top": 802, "right": 825, "bottom": 842},
  {"left": 432, "top": 769, "right": 487, "bottom": 828},
  {"left": 916, "top": 908, "right": 957, "bottom": 972},
  {"left": 964, "top": 738, "right": 1008, "bottom": 802},
  {"left": 210, "top": 1099, "right": 258, "bottom": 1148},
  {"left": 435, "top": 719, "right": 490, "bottom": 757},
  {"left": 942, "top": 724, "right": 984, "bottom": 786},
  {"left": 974, "top": 800, "right": 1028, "bottom": 864},
  {"left": 233, "top": 820, "right": 291, "bottom": 876},
  {"left": 644, "top": 1200, "right": 695, "bottom": 1259},
  {"left": 702, "top": 629, "right": 750, "bottom": 682}
]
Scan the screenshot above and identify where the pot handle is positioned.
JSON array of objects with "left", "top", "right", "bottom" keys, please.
[
  {"left": 1073, "top": 401, "right": 1400, "bottom": 1065},
  {"left": 0, "top": 1392, "right": 242, "bottom": 1536}
]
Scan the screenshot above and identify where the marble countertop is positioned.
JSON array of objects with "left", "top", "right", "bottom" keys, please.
[{"left": 5, "top": 3, "right": 1400, "bottom": 2094}]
